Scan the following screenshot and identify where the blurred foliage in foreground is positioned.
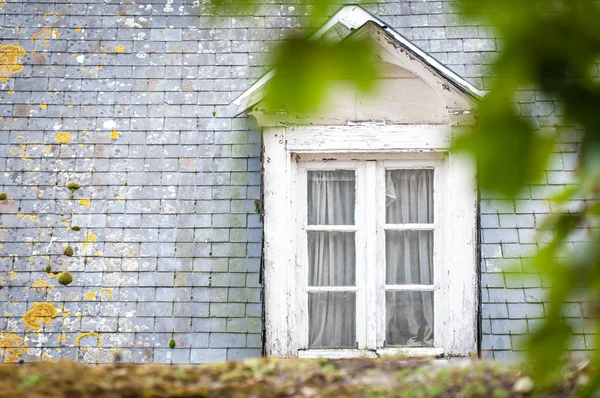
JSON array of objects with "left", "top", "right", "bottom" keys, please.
[
  {"left": 213, "top": 0, "right": 600, "bottom": 392},
  {"left": 0, "top": 357, "right": 591, "bottom": 397},
  {"left": 453, "top": 0, "right": 600, "bottom": 393}
]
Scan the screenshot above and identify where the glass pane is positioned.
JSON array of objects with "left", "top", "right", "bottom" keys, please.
[
  {"left": 308, "top": 170, "right": 355, "bottom": 225},
  {"left": 309, "top": 292, "right": 356, "bottom": 348},
  {"left": 308, "top": 232, "right": 355, "bottom": 286},
  {"left": 386, "top": 169, "right": 433, "bottom": 224},
  {"left": 386, "top": 291, "right": 433, "bottom": 347},
  {"left": 386, "top": 231, "right": 433, "bottom": 285}
]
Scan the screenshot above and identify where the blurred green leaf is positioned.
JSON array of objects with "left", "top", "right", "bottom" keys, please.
[
  {"left": 265, "top": 36, "right": 377, "bottom": 115},
  {"left": 454, "top": 91, "right": 555, "bottom": 197},
  {"left": 19, "top": 374, "right": 41, "bottom": 388}
]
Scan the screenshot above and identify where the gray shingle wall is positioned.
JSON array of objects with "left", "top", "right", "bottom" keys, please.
[{"left": 0, "top": 0, "right": 589, "bottom": 363}]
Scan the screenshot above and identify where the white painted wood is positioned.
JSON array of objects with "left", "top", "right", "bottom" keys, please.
[
  {"left": 262, "top": 124, "right": 478, "bottom": 359},
  {"left": 356, "top": 163, "right": 367, "bottom": 349},
  {"left": 377, "top": 347, "right": 445, "bottom": 358},
  {"left": 286, "top": 125, "right": 452, "bottom": 153},
  {"left": 263, "top": 127, "right": 295, "bottom": 357},
  {"left": 443, "top": 150, "right": 478, "bottom": 356},
  {"left": 298, "top": 349, "right": 378, "bottom": 359},
  {"left": 365, "top": 161, "right": 378, "bottom": 349}
]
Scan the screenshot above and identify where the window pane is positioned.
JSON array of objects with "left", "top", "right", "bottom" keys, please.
[
  {"left": 386, "top": 169, "right": 433, "bottom": 224},
  {"left": 309, "top": 292, "right": 356, "bottom": 348},
  {"left": 308, "top": 170, "right": 355, "bottom": 225},
  {"left": 308, "top": 232, "right": 355, "bottom": 286},
  {"left": 386, "top": 291, "right": 433, "bottom": 347},
  {"left": 386, "top": 231, "right": 433, "bottom": 285}
]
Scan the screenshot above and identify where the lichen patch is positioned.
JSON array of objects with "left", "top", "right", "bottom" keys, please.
[
  {"left": 23, "top": 302, "right": 57, "bottom": 330},
  {"left": 0, "top": 45, "right": 25, "bottom": 82},
  {"left": 0, "top": 333, "right": 28, "bottom": 363}
]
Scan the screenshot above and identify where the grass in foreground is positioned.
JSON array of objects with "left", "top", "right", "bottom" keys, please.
[{"left": 0, "top": 356, "right": 591, "bottom": 397}]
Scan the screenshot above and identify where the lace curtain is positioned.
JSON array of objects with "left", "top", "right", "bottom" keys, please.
[{"left": 305, "top": 168, "right": 434, "bottom": 348}]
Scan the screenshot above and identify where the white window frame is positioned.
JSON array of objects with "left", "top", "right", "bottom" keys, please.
[{"left": 262, "top": 124, "right": 478, "bottom": 358}]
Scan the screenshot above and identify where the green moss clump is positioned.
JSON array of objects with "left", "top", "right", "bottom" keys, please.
[
  {"left": 63, "top": 246, "right": 74, "bottom": 256},
  {"left": 71, "top": 226, "right": 81, "bottom": 231},
  {"left": 57, "top": 271, "right": 73, "bottom": 286},
  {"left": 0, "top": 192, "right": 7, "bottom": 201},
  {"left": 169, "top": 339, "right": 176, "bottom": 349},
  {"left": 66, "top": 182, "right": 80, "bottom": 191},
  {"left": 45, "top": 264, "right": 51, "bottom": 274}
]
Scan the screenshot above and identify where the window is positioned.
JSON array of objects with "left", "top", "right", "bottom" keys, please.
[
  {"left": 262, "top": 125, "right": 477, "bottom": 358},
  {"left": 296, "top": 159, "right": 444, "bottom": 357}
]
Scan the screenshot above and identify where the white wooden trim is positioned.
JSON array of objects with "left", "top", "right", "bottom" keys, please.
[
  {"left": 298, "top": 349, "right": 378, "bottom": 359},
  {"left": 262, "top": 124, "right": 478, "bottom": 358},
  {"left": 376, "top": 347, "right": 444, "bottom": 358},
  {"left": 286, "top": 125, "right": 452, "bottom": 153},
  {"left": 364, "top": 161, "right": 378, "bottom": 349}
]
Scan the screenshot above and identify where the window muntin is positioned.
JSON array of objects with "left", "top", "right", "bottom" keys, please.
[{"left": 299, "top": 160, "right": 441, "bottom": 354}]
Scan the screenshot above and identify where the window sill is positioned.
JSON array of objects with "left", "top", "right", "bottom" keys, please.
[
  {"left": 297, "top": 347, "right": 444, "bottom": 359},
  {"left": 298, "top": 349, "right": 378, "bottom": 359},
  {"left": 377, "top": 347, "right": 444, "bottom": 358}
]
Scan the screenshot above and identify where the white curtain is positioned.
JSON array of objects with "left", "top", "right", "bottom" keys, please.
[
  {"left": 385, "top": 169, "right": 434, "bottom": 347},
  {"left": 307, "top": 170, "right": 356, "bottom": 348}
]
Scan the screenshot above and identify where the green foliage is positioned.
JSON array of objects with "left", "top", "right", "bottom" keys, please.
[
  {"left": 0, "top": 357, "right": 579, "bottom": 397},
  {"left": 169, "top": 339, "right": 176, "bottom": 349},
  {"left": 264, "top": 36, "right": 377, "bottom": 115},
  {"left": 63, "top": 246, "right": 74, "bottom": 257},
  {"left": 58, "top": 271, "right": 73, "bottom": 286},
  {"left": 0, "top": 192, "right": 7, "bottom": 201},
  {"left": 19, "top": 374, "right": 41, "bottom": 388},
  {"left": 45, "top": 264, "right": 51, "bottom": 274},
  {"left": 453, "top": 0, "right": 600, "bottom": 391},
  {"left": 71, "top": 226, "right": 81, "bottom": 231}
]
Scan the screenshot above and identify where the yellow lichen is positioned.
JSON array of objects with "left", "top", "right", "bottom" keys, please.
[
  {"left": 110, "top": 130, "right": 119, "bottom": 140},
  {"left": 42, "top": 12, "right": 63, "bottom": 21},
  {"left": 0, "top": 333, "right": 28, "bottom": 363},
  {"left": 31, "top": 280, "right": 53, "bottom": 292},
  {"left": 7, "top": 90, "right": 14, "bottom": 94},
  {"left": 84, "top": 291, "right": 97, "bottom": 300},
  {"left": 0, "top": 45, "right": 25, "bottom": 82},
  {"left": 55, "top": 131, "right": 70, "bottom": 143},
  {"left": 39, "top": 104, "right": 48, "bottom": 109},
  {"left": 75, "top": 27, "right": 82, "bottom": 33},
  {"left": 75, "top": 332, "right": 102, "bottom": 350},
  {"left": 8, "top": 271, "right": 15, "bottom": 281},
  {"left": 99, "top": 288, "right": 113, "bottom": 299},
  {"left": 86, "top": 233, "right": 97, "bottom": 242},
  {"left": 31, "top": 27, "right": 59, "bottom": 48},
  {"left": 0, "top": 2, "right": 6, "bottom": 9},
  {"left": 79, "top": 198, "right": 91, "bottom": 208},
  {"left": 23, "top": 302, "right": 57, "bottom": 330},
  {"left": 57, "top": 332, "right": 66, "bottom": 343},
  {"left": 114, "top": 45, "right": 125, "bottom": 53}
]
